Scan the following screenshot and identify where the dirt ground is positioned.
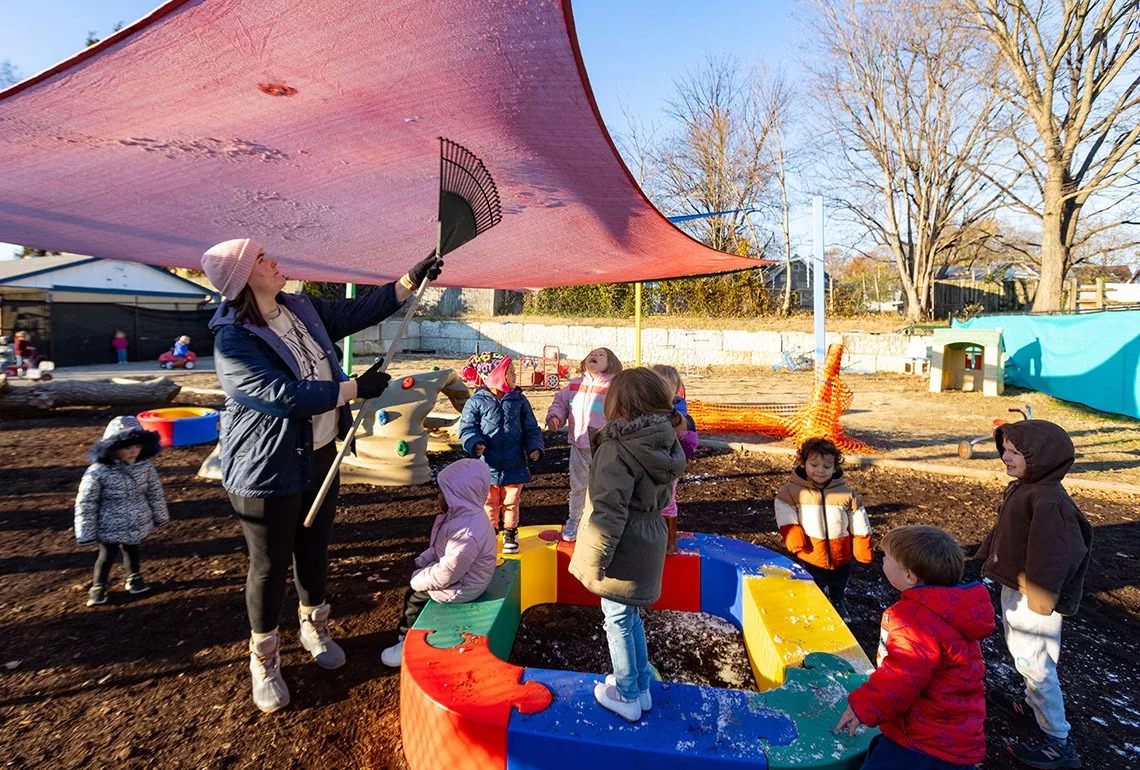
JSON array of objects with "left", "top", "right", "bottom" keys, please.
[{"left": 1, "top": 390, "right": 1138, "bottom": 769}]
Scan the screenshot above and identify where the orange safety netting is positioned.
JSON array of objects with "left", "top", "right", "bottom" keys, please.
[
  {"left": 686, "top": 400, "right": 802, "bottom": 437},
  {"left": 689, "top": 344, "right": 872, "bottom": 453}
]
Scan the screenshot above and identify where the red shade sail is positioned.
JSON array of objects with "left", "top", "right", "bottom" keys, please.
[{"left": 0, "top": 0, "right": 759, "bottom": 288}]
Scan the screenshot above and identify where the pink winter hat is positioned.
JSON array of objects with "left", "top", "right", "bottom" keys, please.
[{"left": 201, "top": 238, "right": 263, "bottom": 299}]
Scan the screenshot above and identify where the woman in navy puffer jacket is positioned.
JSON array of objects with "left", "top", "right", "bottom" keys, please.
[{"left": 201, "top": 237, "right": 441, "bottom": 714}]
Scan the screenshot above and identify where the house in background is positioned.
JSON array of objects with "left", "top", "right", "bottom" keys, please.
[
  {"left": 762, "top": 255, "right": 832, "bottom": 308},
  {"left": 0, "top": 255, "right": 218, "bottom": 366}
]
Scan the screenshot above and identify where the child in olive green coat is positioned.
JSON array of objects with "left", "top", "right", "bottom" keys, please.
[{"left": 568, "top": 368, "right": 685, "bottom": 723}]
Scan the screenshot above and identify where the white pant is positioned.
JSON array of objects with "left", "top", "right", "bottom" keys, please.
[
  {"left": 1001, "top": 585, "right": 1070, "bottom": 740},
  {"left": 567, "top": 443, "right": 593, "bottom": 523}
]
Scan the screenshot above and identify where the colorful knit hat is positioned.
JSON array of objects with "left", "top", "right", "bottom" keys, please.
[{"left": 461, "top": 352, "right": 513, "bottom": 392}]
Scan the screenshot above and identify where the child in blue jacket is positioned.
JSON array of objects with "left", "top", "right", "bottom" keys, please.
[{"left": 459, "top": 353, "right": 544, "bottom": 554}]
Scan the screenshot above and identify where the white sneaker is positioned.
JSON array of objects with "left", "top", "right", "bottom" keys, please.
[
  {"left": 561, "top": 517, "right": 579, "bottom": 542},
  {"left": 593, "top": 682, "right": 642, "bottom": 722},
  {"left": 380, "top": 638, "right": 404, "bottom": 668},
  {"left": 298, "top": 603, "right": 345, "bottom": 669},
  {"left": 606, "top": 674, "right": 651, "bottom": 711},
  {"left": 249, "top": 634, "right": 290, "bottom": 713}
]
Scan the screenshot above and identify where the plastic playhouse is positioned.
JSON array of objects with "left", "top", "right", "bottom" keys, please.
[
  {"left": 928, "top": 328, "right": 1004, "bottom": 397},
  {"left": 393, "top": 526, "right": 876, "bottom": 770}
]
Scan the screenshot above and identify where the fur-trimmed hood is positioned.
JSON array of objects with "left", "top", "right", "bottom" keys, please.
[
  {"left": 592, "top": 413, "right": 681, "bottom": 487},
  {"left": 89, "top": 416, "right": 162, "bottom": 465}
]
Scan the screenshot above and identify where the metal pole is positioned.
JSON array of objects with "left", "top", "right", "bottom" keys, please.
[
  {"left": 304, "top": 223, "right": 442, "bottom": 528},
  {"left": 634, "top": 281, "right": 643, "bottom": 367},
  {"left": 813, "top": 196, "right": 826, "bottom": 367},
  {"left": 342, "top": 283, "right": 356, "bottom": 374}
]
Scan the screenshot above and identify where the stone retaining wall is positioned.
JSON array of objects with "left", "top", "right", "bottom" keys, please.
[{"left": 352, "top": 319, "right": 930, "bottom": 374}]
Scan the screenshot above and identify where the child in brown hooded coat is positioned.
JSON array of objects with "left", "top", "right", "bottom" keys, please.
[{"left": 976, "top": 419, "right": 1092, "bottom": 769}]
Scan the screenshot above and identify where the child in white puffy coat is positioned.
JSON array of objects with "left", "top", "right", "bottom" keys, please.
[{"left": 74, "top": 416, "right": 169, "bottom": 607}]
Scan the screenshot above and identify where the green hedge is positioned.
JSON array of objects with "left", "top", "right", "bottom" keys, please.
[{"left": 523, "top": 270, "right": 786, "bottom": 318}]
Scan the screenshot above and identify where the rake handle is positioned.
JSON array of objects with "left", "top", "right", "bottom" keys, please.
[{"left": 303, "top": 246, "right": 439, "bottom": 528}]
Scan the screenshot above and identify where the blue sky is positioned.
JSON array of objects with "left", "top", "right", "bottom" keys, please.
[{"left": 0, "top": 0, "right": 803, "bottom": 258}]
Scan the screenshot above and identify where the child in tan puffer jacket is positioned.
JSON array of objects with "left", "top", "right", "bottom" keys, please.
[{"left": 774, "top": 438, "right": 872, "bottom": 620}]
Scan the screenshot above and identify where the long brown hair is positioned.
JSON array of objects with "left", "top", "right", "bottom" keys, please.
[
  {"left": 604, "top": 368, "right": 683, "bottom": 429},
  {"left": 649, "top": 364, "right": 682, "bottom": 397},
  {"left": 227, "top": 285, "right": 268, "bottom": 326}
]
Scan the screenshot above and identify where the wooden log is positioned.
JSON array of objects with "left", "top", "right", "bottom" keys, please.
[{"left": 0, "top": 376, "right": 182, "bottom": 412}]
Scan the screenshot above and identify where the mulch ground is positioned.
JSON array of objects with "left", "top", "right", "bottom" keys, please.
[{"left": 1, "top": 398, "right": 1138, "bottom": 769}]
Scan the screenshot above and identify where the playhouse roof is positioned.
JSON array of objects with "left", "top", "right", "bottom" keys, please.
[{"left": 0, "top": 0, "right": 758, "bottom": 289}]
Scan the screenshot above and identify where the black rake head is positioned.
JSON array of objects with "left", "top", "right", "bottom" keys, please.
[{"left": 438, "top": 137, "right": 502, "bottom": 255}]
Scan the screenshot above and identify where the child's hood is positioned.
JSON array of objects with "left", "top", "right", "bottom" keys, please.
[
  {"left": 903, "top": 582, "right": 995, "bottom": 642},
  {"left": 790, "top": 465, "right": 846, "bottom": 491},
  {"left": 472, "top": 385, "right": 524, "bottom": 404},
  {"left": 995, "top": 420, "right": 1074, "bottom": 483},
  {"left": 437, "top": 458, "right": 492, "bottom": 519},
  {"left": 90, "top": 416, "right": 162, "bottom": 464},
  {"left": 595, "top": 413, "right": 685, "bottom": 486}
]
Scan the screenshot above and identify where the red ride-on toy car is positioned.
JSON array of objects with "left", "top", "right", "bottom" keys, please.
[
  {"left": 158, "top": 350, "right": 197, "bottom": 370},
  {"left": 0, "top": 339, "right": 54, "bottom": 381}
]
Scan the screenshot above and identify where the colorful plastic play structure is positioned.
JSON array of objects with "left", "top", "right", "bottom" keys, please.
[
  {"left": 688, "top": 344, "right": 871, "bottom": 452},
  {"left": 395, "top": 526, "right": 876, "bottom": 770},
  {"left": 137, "top": 407, "right": 219, "bottom": 447},
  {"left": 340, "top": 368, "right": 470, "bottom": 486}
]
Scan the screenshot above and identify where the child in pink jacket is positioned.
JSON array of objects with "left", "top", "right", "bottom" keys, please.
[
  {"left": 545, "top": 347, "right": 622, "bottom": 541},
  {"left": 380, "top": 458, "right": 498, "bottom": 667}
]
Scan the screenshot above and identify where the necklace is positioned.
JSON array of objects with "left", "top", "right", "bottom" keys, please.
[{"left": 264, "top": 304, "right": 283, "bottom": 321}]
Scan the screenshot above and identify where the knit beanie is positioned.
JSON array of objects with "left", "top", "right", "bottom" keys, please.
[
  {"left": 461, "top": 352, "right": 513, "bottom": 392},
  {"left": 201, "top": 238, "right": 263, "bottom": 299}
]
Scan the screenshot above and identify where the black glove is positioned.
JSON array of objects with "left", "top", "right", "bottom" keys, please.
[
  {"left": 405, "top": 250, "right": 444, "bottom": 287},
  {"left": 354, "top": 361, "right": 391, "bottom": 400}
]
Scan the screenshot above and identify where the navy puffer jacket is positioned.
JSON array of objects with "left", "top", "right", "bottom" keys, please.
[
  {"left": 210, "top": 287, "right": 401, "bottom": 498},
  {"left": 459, "top": 387, "right": 544, "bottom": 485}
]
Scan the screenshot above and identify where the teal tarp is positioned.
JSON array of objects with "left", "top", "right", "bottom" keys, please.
[{"left": 956, "top": 312, "right": 1140, "bottom": 419}]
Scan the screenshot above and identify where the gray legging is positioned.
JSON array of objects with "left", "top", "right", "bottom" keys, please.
[{"left": 228, "top": 443, "right": 339, "bottom": 634}]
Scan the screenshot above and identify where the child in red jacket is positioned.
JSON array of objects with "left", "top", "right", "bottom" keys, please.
[{"left": 837, "top": 525, "right": 995, "bottom": 769}]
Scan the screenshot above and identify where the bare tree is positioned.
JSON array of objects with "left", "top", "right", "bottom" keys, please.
[
  {"left": 967, "top": 0, "right": 1140, "bottom": 311},
  {"left": 754, "top": 69, "right": 798, "bottom": 314},
  {"left": 657, "top": 56, "right": 777, "bottom": 255},
  {"left": 612, "top": 101, "right": 664, "bottom": 204},
  {"left": 808, "top": 0, "right": 1006, "bottom": 321}
]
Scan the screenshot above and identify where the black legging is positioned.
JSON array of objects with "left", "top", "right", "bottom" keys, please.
[
  {"left": 398, "top": 588, "right": 432, "bottom": 637},
  {"left": 93, "top": 543, "right": 141, "bottom": 584},
  {"left": 798, "top": 560, "right": 852, "bottom": 603},
  {"left": 229, "top": 442, "right": 339, "bottom": 634}
]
